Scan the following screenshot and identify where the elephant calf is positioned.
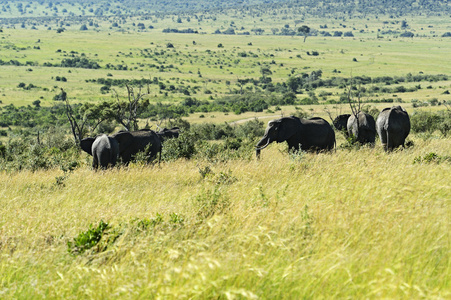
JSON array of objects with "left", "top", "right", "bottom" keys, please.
[{"left": 80, "top": 134, "right": 119, "bottom": 169}]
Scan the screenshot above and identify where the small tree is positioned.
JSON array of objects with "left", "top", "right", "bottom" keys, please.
[
  {"left": 64, "top": 89, "right": 114, "bottom": 143},
  {"left": 113, "top": 84, "right": 150, "bottom": 131},
  {"left": 345, "top": 78, "right": 364, "bottom": 118},
  {"left": 298, "top": 25, "right": 310, "bottom": 42}
]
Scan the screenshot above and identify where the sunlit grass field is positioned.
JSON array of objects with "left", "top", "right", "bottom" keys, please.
[
  {"left": 1, "top": 136, "right": 449, "bottom": 298},
  {"left": 1, "top": 9, "right": 450, "bottom": 298},
  {"left": 1, "top": 28, "right": 450, "bottom": 107}
]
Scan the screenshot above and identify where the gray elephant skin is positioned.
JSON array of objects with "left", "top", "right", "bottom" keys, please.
[
  {"left": 376, "top": 106, "right": 411, "bottom": 151},
  {"left": 333, "top": 114, "right": 351, "bottom": 136},
  {"left": 255, "top": 116, "right": 335, "bottom": 158},
  {"left": 80, "top": 134, "right": 119, "bottom": 169},
  {"left": 347, "top": 112, "right": 377, "bottom": 144},
  {"left": 157, "top": 127, "right": 180, "bottom": 142},
  {"left": 112, "top": 129, "right": 162, "bottom": 164}
]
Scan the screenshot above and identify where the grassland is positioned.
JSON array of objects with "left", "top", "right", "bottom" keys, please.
[
  {"left": 1, "top": 4, "right": 450, "bottom": 298},
  {"left": 1, "top": 136, "right": 450, "bottom": 298},
  {"left": 1, "top": 25, "right": 450, "bottom": 110}
]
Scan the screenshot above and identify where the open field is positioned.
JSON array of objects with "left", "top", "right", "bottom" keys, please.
[
  {"left": 1, "top": 2, "right": 450, "bottom": 297},
  {"left": 1, "top": 136, "right": 450, "bottom": 298},
  {"left": 0, "top": 28, "right": 450, "bottom": 109}
]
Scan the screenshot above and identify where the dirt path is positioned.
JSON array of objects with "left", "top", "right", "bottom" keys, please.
[{"left": 228, "top": 115, "right": 279, "bottom": 126}]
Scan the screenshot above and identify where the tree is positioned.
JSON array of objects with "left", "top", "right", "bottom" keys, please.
[
  {"left": 32, "top": 100, "right": 41, "bottom": 108},
  {"left": 298, "top": 25, "right": 310, "bottom": 42},
  {"left": 401, "top": 20, "right": 408, "bottom": 29},
  {"left": 343, "top": 77, "right": 368, "bottom": 138},
  {"left": 113, "top": 84, "right": 150, "bottom": 131},
  {"left": 63, "top": 89, "right": 114, "bottom": 143}
]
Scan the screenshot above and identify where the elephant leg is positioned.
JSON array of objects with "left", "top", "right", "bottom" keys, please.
[
  {"left": 92, "top": 155, "right": 99, "bottom": 169},
  {"left": 111, "top": 156, "right": 117, "bottom": 167},
  {"left": 386, "top": 131, "right": 394, "bottom": 151}
]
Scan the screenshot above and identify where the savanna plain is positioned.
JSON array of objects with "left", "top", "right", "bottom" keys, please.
[
  {"left": 1, "top": 140, "right": 450, "bottom": 298},
  {"left": 1, "top": 1, "right": 451, "bottom": 298}
]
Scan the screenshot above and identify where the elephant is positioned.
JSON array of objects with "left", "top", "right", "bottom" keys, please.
[
  {"left": 80, "top": 134, "right": 119, "bottom": 169},
  {"left": 157, "top": 127, "right": 180, "bottom": 142},
  {"left": 347, "top": 112, "right": 377, "bottom": 144},
  {"left": 255, "top": 116, "right": 335, "bottom": 158},
  {"left": 112, "top": 129, "right": 162, "bottom": 164},
  {"left": 376, "top": 105, "right": 411, "bottom": 151},
  {"left": 333, "top": 114, "right": 351, "bottom": 136}
]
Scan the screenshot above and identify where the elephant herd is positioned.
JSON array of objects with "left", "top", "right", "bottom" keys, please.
[
  {"left": 81, "top": 106, "right": 410, "bottom": 168},
  {"left": 256, "top": 105, "right": 411, "bottom": 158},
  {"left": 80, "top": 127, "right": 180, "bottom": 169}
]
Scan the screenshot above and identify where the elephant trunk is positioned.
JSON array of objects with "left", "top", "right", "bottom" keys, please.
[
  {"left": 255, "top": 136, "right": 273, "bottom": 159},
  {"left": 255, "top": 136, "right": 271, "bottom": 151}
]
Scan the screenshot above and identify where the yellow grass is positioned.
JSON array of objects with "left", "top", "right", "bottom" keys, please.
[{"left": 1, "top": 136, "right": 449, "bottom": 298}]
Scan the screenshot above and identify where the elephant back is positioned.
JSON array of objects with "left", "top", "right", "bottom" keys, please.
[
  {"left": 348, "top": 112, "right": 376, "bottom": 131},
  {"left": 387, "top": 106, "right": 410, "bottom": 136},
  {"left": 112, "top": 130, "right": 161, "bottom": 163}
]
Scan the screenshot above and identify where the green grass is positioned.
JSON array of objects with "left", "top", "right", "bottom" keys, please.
[
  {"left": 0, "top": 137, "right": 450, "bottom": 298},
  {"left": 0, "top": 28, "right": 450, "bottom": 109},
  {"left": 1, "top": 7, "right": 450, "bottom": 298}
]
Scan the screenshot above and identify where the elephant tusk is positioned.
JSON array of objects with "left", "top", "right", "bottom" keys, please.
[{"left": 255, "top": 139, "right": 271, "bottom": 151}]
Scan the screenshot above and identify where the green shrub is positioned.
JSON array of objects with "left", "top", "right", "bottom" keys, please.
[
  {"left": 0, "top": 134, "right": 79, "bottom": 172},
  {"left": 413, "top": 152, "right": 451, "bottom": 164},
  {"left": 161, "top": 132, "right": 197, "bottom": 161},
  {"left": 411, "top": 110, "right": 451, "bottom": 135},
  {"left": 67, "top": 220, "right": 109, "bottom": 255},
  {"left": 195, "top": 187, "right": 230, "bottom": 219}
]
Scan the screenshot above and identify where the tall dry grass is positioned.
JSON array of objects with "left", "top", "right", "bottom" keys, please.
[{"left": 0, "top": 137, "right": 449, "bottom": 299}]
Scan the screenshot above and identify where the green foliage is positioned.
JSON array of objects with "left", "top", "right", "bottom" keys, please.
[
  {"left": 195, "top": 187, "right": 230, "bottom": 219},
  {"left": 161, "top": 119, "right": 263, "bottom": 162},
  {"left": 67, "top": 220, "right": 109, "bottom": 255},
  {"left": 67, "top": 213, "right": 187, "bottom": 256},
  {"left": 60, "top": 57, "right": 100, "bottom": 69},
  {"left": 136, "top": 213, "right": 164, "bottom": 230},
  {"left": 411, "top": 110, "right": 451, "bottom": 135},
  {"left": 413, "top": 152, "right": 451, "bottom": 164},
  {"left": 0, "top": 131, "right": 79, "bottom": 172},
  {"left": 161, "top": 131, "right": 197, "bottom": 161},
  {"left": 67, "top": 212, "right": 185, "bottom": 255}
]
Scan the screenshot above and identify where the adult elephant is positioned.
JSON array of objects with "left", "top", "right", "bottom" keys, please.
[
  {"left": 255, "top": 116, "right": 335, "bottom": 158},
  {"left": 80, "top": 134, "right": 119, "bottom": 169},
  {"left": 157, "top": 127, "right": 180, "bottom": 142},
  {"left": 333, "top": 114, "right": 351, "bottom": 136},
  {"left": 376, "top": 106, "right": 411, "bottom": 151},
  {"left": 112, "top": 129, "right": 162, "bottom": 164},
  {"left": 347, "top": 112, "right": 377, "bottom": 144}
]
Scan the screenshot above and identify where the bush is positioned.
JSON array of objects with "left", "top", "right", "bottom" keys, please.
[
  {"left": 413, "top": 152, "right": 451, "bottom": 164},
  {"left": 410, "top": 110, "right": 450, "bottom": 135},
  {"left": 161, "top": 132, "right": 197, "bottom": 161},
  {"left": 0, "top": 133, "right": 79, "bottom": 172},
  {"left": 67, "top": 220, "right": 109, "bottom": 255}
]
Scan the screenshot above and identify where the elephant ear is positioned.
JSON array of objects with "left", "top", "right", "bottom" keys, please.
[
  {"left": 80, "top": 137, "right": 95, "bottom": 156},
  {"left": 276, "top": 118, "right": 295, "bottom": 142},
  {"left": 112, "top": 131, "right": 134, "bottom": 154}
]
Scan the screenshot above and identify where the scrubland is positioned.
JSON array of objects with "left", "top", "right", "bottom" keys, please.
[{"left": 1, "top": 136, "right": 449, "bottom": 299}]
